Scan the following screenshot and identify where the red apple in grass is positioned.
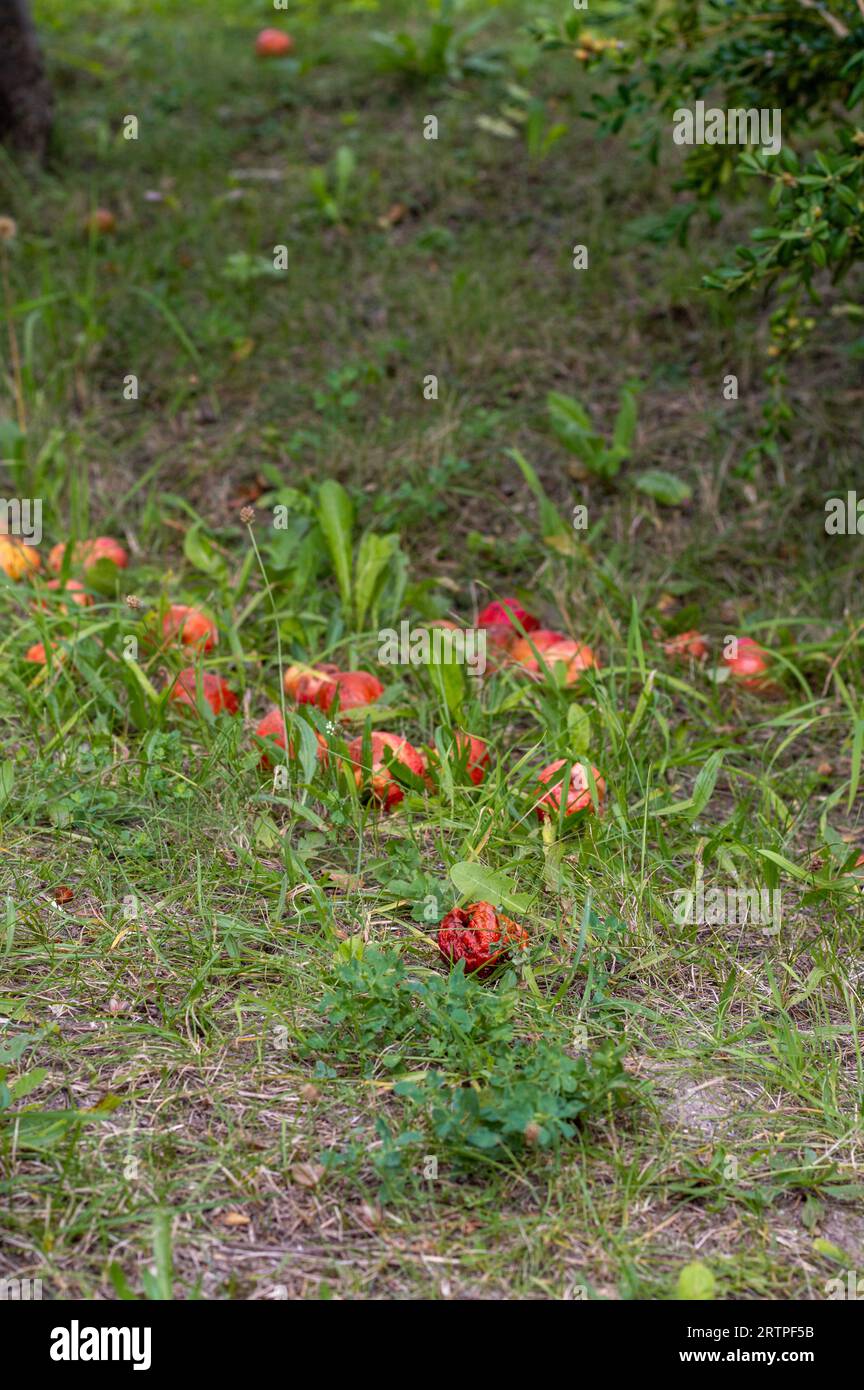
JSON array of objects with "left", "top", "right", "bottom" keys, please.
[
  {"left": 315, "top": 669, "right": 384, "bottom": 714},
  {"left": 438, "top": 901, "right": 528, "bottom": 976},
  {"left": 255, "top": 706, "right": 328, "bottom": 768},
  {"left": 255, "top": 28, "right": 294, "bottom": 57},
  {"left": 451, "top": 733, "right": 490, "bottom": 786},
  {"left": 169, "top": 669, "right": 238, "bottom": 716},
  {"left": 723, "top": 636, "right": 771, "bottom": 689},
  {"left": 45, "top": 578, "right": 93, "bottom": 609},
  {"left": 85, "top": 208, "right": 117, "bottom": 236},
  {"left": 49, "top": 537, "right": 128, "bottom": 573},
  {"left": 663, "top": 629, "right": 709, "bottom": 662},
  {"left": 511, "top": 630, "right": 598, "bottom": 685},
  {"left": 163, "top": 604, "right": 218, "bottom": 652},
  {"left": 478, "top": 597, "right": 539, "bottom": 634},
  {"left": 284, "top": 663, "right": 340, "bottom": 704},
  {"left": 346, "top": 731, "right": 426, "bottom": 811},
  {"left": 0, "top": 536, "right": 40, "bottom": 581},
  {"left": 25, "top": 641, "right": 57, "bottom": 665},
  {"left": 535, "top": 758, "right": 606, "bottom": 820}
]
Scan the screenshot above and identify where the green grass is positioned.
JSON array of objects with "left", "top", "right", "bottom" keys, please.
[{"left": 1, "top": 0, "right": 863, "bottom": 1301}]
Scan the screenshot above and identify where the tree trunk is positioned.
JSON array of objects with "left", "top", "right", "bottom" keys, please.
[{"left": 0, "top": 0, "right": 52, "bottom": 160}]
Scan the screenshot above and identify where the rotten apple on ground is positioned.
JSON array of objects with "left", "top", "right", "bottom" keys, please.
[
  {"left": 48, "top": 537, "right": 128, "bottom": 573},
  {"left": 0, "top": 536, "right": 40, "bottom": 581},
  {"left": 25, "top": 641, "right": 57, "bottom": 664},
  {"left": 478, "top": 597, "right": 539, "bottom": 634},
  {"left": 663, "top": 630, "right": 709, "bottom": 661},
  {"left": 284, "top": 663, "right": 339, "bottom": 703},
  {"left": 511, "top": 630, "right": 599, "bottom": 685},
  {"left": 45, "top": 578, "right": 93, "bottom": 608},
  {"left": 255, "top": 707, "right": 328, "bottom": 768},
  {"left": 723, "top": 636, "right": 771, "bottom": 689},
  {"left": 346, "top": 731, "right": 426, "bottom": 811},
  {"left": 163, "top": 604, "right": 218, "bottom": 652},
  {"left": 84, "top": 209, "right": 117, "bottom": 236},
  {"left": 255, "top": 28, "right": 294, "bottom": 57},
  {"left": 451, "top": 733, "right": 489, "bottom": 785},
  {"left": 169, "top": 669, "right": 238, "bottom": 716},
  {"left": 536, "top": 758, "right": 606, "bottom": 819},
  {"left": 315, "top": 669, "right": 383, "bottom": 713},
  {"left": 285, "top": 663, "right": 383, "bottom": 714},
  {"left": 438, "top": 901, "right": 528, "bottom": 975}
]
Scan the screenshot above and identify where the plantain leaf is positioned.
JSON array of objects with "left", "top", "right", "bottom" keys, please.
[
  {"left": 354, "top": 531, "right": 397, "bottom": 629},
  {"left": 449, "top": 862, "right": 532, "bottom": 913},
  {"left": 634, "top": 470, "right": 692, "bottom": 506},
  {"left": 316, "top": 480, "right": 355, "bottom": 617},
  {"left": 689, "top": 750, "right": 724, "bottom": 821}
]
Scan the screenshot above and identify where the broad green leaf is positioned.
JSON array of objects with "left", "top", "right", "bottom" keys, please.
[
  {"left": 813, "top": 1238, "right": 848, "bottom": 1264},
  {"left": 634, "top": 470, "right": 692, "bottom": 507},
  {"left": 9, "top": 1068, "right": 47, "bottom": 1102},
  {"left": 183, "top": 522, "right": 225, "bottom": 577},
  {"left": 689, "top": 750, "right": 724, "bottom": 821},
  {"left": 290, "top": 714, "right": 321, "bottom": 784},
  {"left": 0, "top": 761, "right": 13, "bottom": 811},
  {"left": 0, "top": 1031, "right": 42, "bottom": 1068},
  {"left": 754, "top": 848, "right": 810, "bottom": 882},
  {"left": 428, "top": 650, "right": 466, "bottom": 719},
  {"left": 547, "top": 392, "right": 602, "bottom": 466},
  {"left": 316, "top": 480, "right": 354, "bottom": 617},
  {"left": 124, "top": 660, "right": 161, "bottom": 706},
  {"left": 449, "top": 862, "right": 531, "bottom": 913},
  {"left": 333, "top": 145, "right": 356, "bottom": 203},
  {"left": 355, "top": 531, "right": 397, "bottom": 629},
  {"left": 847, "top": 716, "right": 864, "bottom": 812},
  {"left": 567, "top": 703, "right": 591, "bottom": 754},
  {"left": 612, "top": 383, "right": 639, "bottom": 453},
  {"left": 476, "top": 115, "right": 518, "bottom": 138},
  {"left": 4, "top": 1109, "right": 98, "bottom": 1150}
]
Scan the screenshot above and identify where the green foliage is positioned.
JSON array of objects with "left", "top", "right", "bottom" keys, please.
[
  {"left": 0, "top": 1028, "right": 98, "bottom": 1151},
  {"left": 547, "top": 381, "right": 639, "bottom": 481},
  {"left": 534, "top": 0, "right": 864, "bottom": 460},
  {"left": 308, "top": 146, "right": 361, "bottom": 226},
  {"left": 371, "top": 0, "right": 505, "bottom": 81},
  {"left": 476, "top": 81, "right": 568, "bottom": 159},
  {"left": 309, "top": 945, "right": 631, "bottom": 1185},
  {"left": 314, "top": 478, "right": 404, "bottom": 629}
]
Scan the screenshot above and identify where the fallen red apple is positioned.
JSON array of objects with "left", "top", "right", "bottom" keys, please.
[
  {"left": 317, "top": 670, "right": 384, "bottom": 714},
  {"left": 255, "top": 28, "right": 294, "bottom": 57},
  {"left": 49, "top": 537, "right": 128, "bottom": 573},
  {"left": 438, "top": 901, "right": 528, "bottom": 975},
  {"left": 255, "top": 706, "right": 328, "bottom": 768},
  {"left": 452, "top": 733, "right": 490, "bottom": 786},
  {"left": 45, "top": 578, "right": 93, "bottom": 608},
  {"left": 723, "top": 636, "right": 771, "bottom": 689},
  {"left": 478, "top": 597, "right": 539, "bottom": 633},
  {"left": 0, "top": 536, "right": 40, "bottom": 581},
  {"left": 535, "top": 758, "right": 606, "bottom": 820},
  {"left": 511, "top": 630, "right": 598, "bottom": 685},
  {"left": 25, "top": 641, "right": 55, "bottom": 664},
  {"left": 663, "top": 630, "right": 709, "bottom": 661},
  {"left": 346, "top": 731, "right": 426, "bottom": 810},
  {"left": 163, "top": 604, "right": 218, "bottom": 652},
  {"left": 484, "top": 622, "right": 516, "bottom": 651},
  {"left": 85, "top": 208, "right": 117, "bottom": 235},
  {"left": 169, "top": 669, "right": 239, "bottom": 716},
  {"left": 284, "top": 662, "right": 340, "bottom": 703}
]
